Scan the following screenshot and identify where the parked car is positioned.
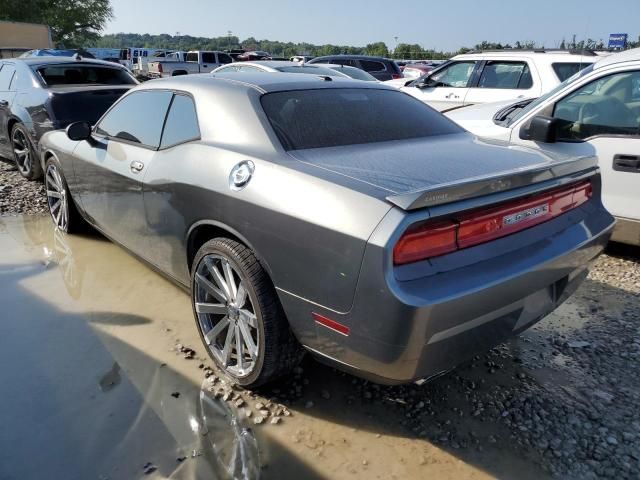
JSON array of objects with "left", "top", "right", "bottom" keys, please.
[
  {"left": 39, "top": 72, "right": 613, "bottom": 387},
  {"left": 401, "top": 49, "right": 599, "bottom": 112},
  {"left": 236, "top": 51, "right": 271, "bottom": 61},
  {"left": 132, "top": 49, "right": 174, "bottom": 76},
  {"left": 290, "top": 55, "right": 315, "bottom": 63},
  {"left": 321, "top": 64, "right": 378, "bottom": 81},
  {"left": 0, "top": 57, "right": 136, "bottom": 179},
  {"left": 401, "top": 63, "right": 434, "bottom": 79},
  {"left": 211, "top": 61, "right": 350, "bottom": 78},
  {"left": 308, "top": 55, "right": 402, "bottom": 81},
  {"left": 148, "top": 51, "right": 234, "bottom": 78},
  {"left": 19, "top": 49, "right": 96, "bottom": 59},
  {"left": 446, "top": 48, "right": 640, "bottom": 246}
]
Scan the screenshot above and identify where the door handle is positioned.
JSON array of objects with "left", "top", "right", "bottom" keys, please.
[
  {"left": 613, "top": 154, "right": 640, "bottom": 172},
  {"left": 0, "top": 100, "right": 8, "bottom": 107},
  {"left": 445, "top": 93, "right": 459, "bottom": 99},
  {"left": 130, "top": 161, "right": 144, "bottom": 173}
]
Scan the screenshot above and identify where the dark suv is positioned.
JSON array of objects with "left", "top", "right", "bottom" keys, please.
[{"left": 307, "top": 55, "right": 402, "bottom": 81}]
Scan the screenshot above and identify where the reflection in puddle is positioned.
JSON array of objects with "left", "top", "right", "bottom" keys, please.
[{"left": 99, "top": 362, "right": 121, "bottom": 392}]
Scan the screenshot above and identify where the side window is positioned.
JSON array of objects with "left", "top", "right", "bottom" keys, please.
[
  {"left": 0, "top": 64, "right": 16, "bottom": 90},
  {"left": 360, "top": 60, "right": 385, "bottom": 72},
  {"left": 478, "top": 61, "right": 532, "bottom": 89},
  {"left": 552, "top": 63, "right": 589, "bottom": 82},
  {"left": 553, "top": 70, "right": 640, "bottom": 141},
  {"left": 186, "top": 52, "right": 198, "bottom": 62},
  {"left": 218, "top": 53, "right": 233, "bottom": 64},
  {"left": 96, "top": 90, "right": 173, "bottom": 148},
  {"left": 215, "top": 65, "right": 238, "bottom": 73},
  {"left": 201, "top": 52, "right": 216, "bottom": 64},
  {"left": 334, "top": 59, "right": 357, "bottom": 67},
  {"left": 429, "top": 61, "right": 476, "bottom": 88},
  {"left": 160, "top": 94, "right": 200, "bottom": 148}
]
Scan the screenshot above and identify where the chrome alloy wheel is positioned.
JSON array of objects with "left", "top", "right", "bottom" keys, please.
[
  {"left": 194, "top": 254, "right": 259, "bottom": 378},
  {"left": 45, "top": 163, "right": 69, "bottom": 231},
  {"left": 12, "top": 128, "right": 32, "bottom": 176}
]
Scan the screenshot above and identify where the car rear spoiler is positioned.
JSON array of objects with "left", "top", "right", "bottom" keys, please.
[{"left": 386, "top": 156, "right": 599, "bottom": 211}]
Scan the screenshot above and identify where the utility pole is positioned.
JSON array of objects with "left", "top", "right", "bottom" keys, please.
[{"left": 227, "top": 30, "right": 232, "bottom": 51}]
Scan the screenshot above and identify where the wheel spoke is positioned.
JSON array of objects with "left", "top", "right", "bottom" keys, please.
[
  {"left": 195, "top": 272, "right": 227, "bottom": 303},
  {"left": 14, "top": 148, "right": 27, "bottom": 157},
  {"left": 221, "top": 322, "right": 235, "bottom": 365},
  {"left": 222, "top": 259, "right": 238, "bottom": 301},
  {"left": 50, "top": 199, "right": 61, "bottom": 213},
  {"left": 235, "top": 283, "right": 247, "bottom": 308},
  {"left": 47, "top": 190, "right": 62, "bottom": 199},
  {"left": 206, "top": 258, "right": 232, "bottom": 300},
  {"left": 239, "top": 309, "right": 257, "bottom": 328},
  {"left": 235, "top": 324, "right": 244, "bottom": 371},
  {"left": 195, "top": 302, "right": 227, "bottom": 315},
  {"left": 238, "top": 318, "right": 258, "bottom": 360},
  {"left": 204, "top": 316, "right": 229, "bottom": 344}
]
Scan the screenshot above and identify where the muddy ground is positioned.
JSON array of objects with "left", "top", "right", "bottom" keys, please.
[{"left": 0, "top": 165, "right": 639, "bottom": 479}]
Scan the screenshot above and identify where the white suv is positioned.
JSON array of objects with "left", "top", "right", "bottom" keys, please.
[
  {"left": 446, "top": 48, "right": 640, "bottom": 246},
  {"left": 400, "top": 50, "right": 600, "bottom": 112}
]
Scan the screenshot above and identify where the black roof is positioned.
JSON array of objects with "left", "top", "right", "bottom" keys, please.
[{"left": 5, "top": 56, "right": 126, "bottom": 69}]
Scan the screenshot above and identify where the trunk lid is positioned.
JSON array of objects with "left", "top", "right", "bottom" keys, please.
[{"left": 288, "top": 133, "right": 598, "bottom": 210}]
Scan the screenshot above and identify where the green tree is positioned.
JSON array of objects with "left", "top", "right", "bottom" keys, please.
[
  {"left": 365, "top": 41, "right": 389, "bottom": 57},
  {"left": 0, "top": 0, "right": 113, "bottom": 47}
]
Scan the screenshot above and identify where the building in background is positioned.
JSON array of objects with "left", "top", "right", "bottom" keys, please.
[{"left": 0, "top": 21, "right": 52, "bottom": 58}]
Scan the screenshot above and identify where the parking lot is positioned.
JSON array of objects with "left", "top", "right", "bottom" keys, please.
[{"left": 1, "top": 160, "right": 638, "bottom": 479}]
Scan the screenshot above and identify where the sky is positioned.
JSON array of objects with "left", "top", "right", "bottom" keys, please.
[{"left": 104, "top": 0, "right": 640, "bottom": 51}]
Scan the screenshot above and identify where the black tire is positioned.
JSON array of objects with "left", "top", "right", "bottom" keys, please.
[
  {"left": 11, "top": 123, "right": 42, "bottom": 180},
  {"left": 44, "top": 156, "right": 83, "bottom": 233},
  {"left": 191, "top": 238, "right": 303, "bottom": 388}
]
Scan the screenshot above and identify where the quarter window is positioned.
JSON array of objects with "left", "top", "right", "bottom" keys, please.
[
  {"left": 160, "top": 94, "right": 200, "bottom": 148},
  {"left": 553, "top": 70, "right": 640, "bottom": 141},
  {"left": 478, "top": 61, "right": 532, "bottom": 89},
  {"left": 96, "top": 90, "right": 173, "bottom": 148},
  {"left": 552, "top": 62, "right": 591, "bottom": 82},
  {"left": 218, "top": 53, "right": 233, "bottom": 64},
  {"left": 0, "top": 64, "right": 16, "bottom": 90},
  {"left": 360, "top": 60, "right": 385, "bottom": 72},
  {"left": 429, "top": 61, "right": 476, "bottom": 88}
]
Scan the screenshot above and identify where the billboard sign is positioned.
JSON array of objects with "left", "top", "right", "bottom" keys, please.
[{"left": 608, "top": 33, "right": 628, "bottom": 49}]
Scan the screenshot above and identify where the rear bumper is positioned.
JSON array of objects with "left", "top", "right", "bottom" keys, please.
[
  {"left": 610, "top": 216, "right": 640, "bottom": 246},
  {"left": 282, "top": 201, "right": 614, "bottom": 384}
]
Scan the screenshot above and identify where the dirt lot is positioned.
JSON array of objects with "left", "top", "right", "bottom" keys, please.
[{"left": 0, "top": 163, "right": 638, "bottom": 479}]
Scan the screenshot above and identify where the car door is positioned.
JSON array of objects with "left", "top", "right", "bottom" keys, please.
[
  {"left": 402, "top": 61, "right": 478, "bottom": 112},
  {"left": 513, "top": 68, "right": 640, "bottom": 225},
  {"left": 463, "top": 60, "right": 538, "bottom": 106},
  {"left": 200, "top": 52, "right": 218, "bottom": 72},
  {"left": 0, "top": 62, "right": 17, "bottom": 156},
  {"left": 72, "top": 89, "right": 173, "bottom": 253}
]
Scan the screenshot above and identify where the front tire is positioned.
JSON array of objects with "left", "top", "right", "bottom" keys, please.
[
  {"left": 191, "top": 238, "right": 303, "bottom": 388},
  {"left": 11, "top": 124, "right": 42, "bottom": 180},
  {"left": 44, "top": 157, "right": 82, "bottom": 233}
]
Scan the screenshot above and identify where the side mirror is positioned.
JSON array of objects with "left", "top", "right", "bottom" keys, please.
[
  {"left": 66, "top": 121, "right": 92, "bottom": 141},
  {"left": 520, "top": 115, "right": 558, "bottom": 143}
]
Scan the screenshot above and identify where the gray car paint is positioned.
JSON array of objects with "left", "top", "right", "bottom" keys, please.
[{"left": 39, "top": 72, "right": 615, "bottom": 383}]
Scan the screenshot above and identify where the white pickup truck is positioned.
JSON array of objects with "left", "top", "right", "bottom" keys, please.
[{"left": 148, "top": 50, "right": 234, "bottom": 77}]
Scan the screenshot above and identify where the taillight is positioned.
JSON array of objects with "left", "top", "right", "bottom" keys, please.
[
  {"left": 392, "top": 73, "right": 403, "bottom": 79},
  {"left": 393, "top": 220, "right": 457, "bottom": 265},
  {"left": 393, "top": 180, "right": 592, "bottom": 265}
]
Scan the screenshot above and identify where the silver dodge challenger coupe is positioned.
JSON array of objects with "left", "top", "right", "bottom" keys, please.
[{"left": 39, "top": 72, "right": 614, "bottom": 387}]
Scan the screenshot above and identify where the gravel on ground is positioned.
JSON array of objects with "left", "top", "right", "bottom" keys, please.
[{"left": 0, "top": 159, "right": 48, "bottom": 216}]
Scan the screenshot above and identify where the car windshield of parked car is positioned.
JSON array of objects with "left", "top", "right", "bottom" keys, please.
[
  {"left": 328, "top": 65, "right": 377, "bottom": 81},
  {"left": 261, "top": 88, "right": 462, "bottom": 150},
  {"left": 35, "top": 65, "right": 137, "bottom": 86},
  {"left": 506, "top": 63, "right": 595, "bottom": 126}
]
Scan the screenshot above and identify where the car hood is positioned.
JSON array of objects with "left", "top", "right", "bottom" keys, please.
[
  {"left": 445, "top": 100, "right": 519, "bottom": 137},
  {"left": 288, "top": 132, "right": 587, "bottom": 203}
]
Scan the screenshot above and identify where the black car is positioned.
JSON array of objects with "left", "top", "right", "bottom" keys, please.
[
  {"left": 307, "top": 55, "right": 402, "bottom": 81},
  {"left": 0, "top": 57, "right": 137, "bottom": 180}
]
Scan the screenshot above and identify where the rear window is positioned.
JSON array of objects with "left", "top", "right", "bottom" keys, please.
[
  {"left": 35, "top": 65, "right": 136, "bottom": 86},
  {"left": 360, "top": 60, "right": 386, "bottom": 72},
  {"left": 261, "top": 88, "right": 462, "bottom": 150},
  {"left": 552, "top": 62, "right": 591, "bottom": 82}
]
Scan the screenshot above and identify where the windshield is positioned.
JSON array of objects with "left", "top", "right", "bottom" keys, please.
[
  {"left": 35, "top": 64, "right": 137, "bottom": 86},
  {"left": 261, "top": 88, "right": 462, "bottom": 150},
  {"left": 506, "top": 63, "right": 594, "bottom": 126},
  {"left": 328, "top": 65, "right": 377, "bottom": 81}
]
